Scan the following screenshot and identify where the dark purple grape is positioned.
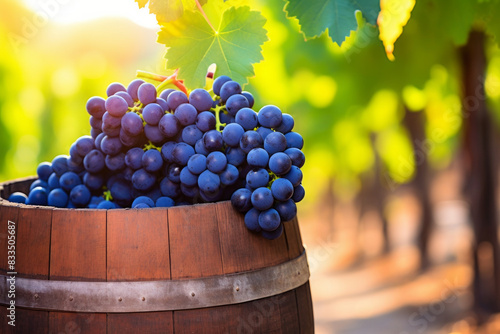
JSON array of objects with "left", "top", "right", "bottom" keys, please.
[
  {"left": 121, "top": 112, "right": 144, "bottom": 136},
  {"left": 196, "top": 111, "right": 216, "bottom": 132},
  {"left": 144, "top": 124, "right": 166, "bottom": 144},
  {"left": 203, "top": 130, "right": 223, "bottom": 151},
  {"left": 213, "top": 75, "right": 232, "bottom": 96},
  {"left": 127, "top": 79, "right": 145, "bottom": 101},
  {"left": 159, "top": 113, "right": 181, "bottom": 138},
  {"left": 105, "top": 153, "right": 126, "bottom": 171},
  {"left": 100, "top": 136, "right": 123, "bottom": 155},
  {"left": 125, "top": 147, "right": 144, "bottom": 170},
  {"left": 167, "top": 91, "right": 188, "bottom": 111},
  {"left": 132, "top": 168, "right": 156, "bottom": 190},
  {"left": 241, "top": 91, "right": 255, "bottom": 108},
  {"left": 106, "top": 82, "right": 126, "bottom": 97},
  {"left": 189, "top": 88, "right": 213, "bottom": 112},
  {"left": 143, "top": 103, "right": 164, "bottom": 125},
  {"left": 159, "top": 88, "right": 176, "bottom": 101},
  {"left": 264, "top": 132, "right": 287, "bottom": 155},
  {"left": 258, "top": 105, "right": 282, "bottom": 128},
  {"left": 115, "top": 91, "right": 134, "bottom": 107},
  {"left": 220, "top": 81, "right": 241, "bottom": 102},
  {"left": 240, "top": 131, "right": 263, "bottom": 153},
  {"left": 86, "top": 96, "right": 106, "bottom": 118},
  {"left": 226, "top": 94, "right": 249, "bottom": 116},
  {"left": 138, "top": 83, "right": 157, "bottom": 105},
  {"left": 105, "top": 95, "right": 129, "bottom": 117},
  {"left": 174, "top": 103, "right": 198, "bottom": 126},
  {"left": 83, "top": 149, "right": 105, "bottom": 173}
]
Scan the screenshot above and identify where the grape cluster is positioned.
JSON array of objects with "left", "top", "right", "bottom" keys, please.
[{"left": 7, "top": 75, "right": 305, "bottom": 240}]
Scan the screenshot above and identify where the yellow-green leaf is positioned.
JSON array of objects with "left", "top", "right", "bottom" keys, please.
[
  {"left": 378, "top": 0, "right": 415, "bottom": 61},
  {"left": 135, "top": 0, "right": 207, "bottom": 23}
]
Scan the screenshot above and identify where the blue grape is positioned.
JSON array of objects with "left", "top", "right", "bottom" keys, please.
[
  {"left": 97, "top": 200, "right": 116, "bottom": 209},
  {"left": 251, "top": 187, "right": 274, "bottom": 211},
  {"left": 48, "top": 173, "right": 60, "bottom": 190},
  {"left": 120, "top": 112, "right": 143, "bottom": 137},
  {"left": 70, "top": 185, "right": 91, "bottom": 207},
  {"left": 115, "top": 91, "right": 134, "bottom": 107},
  {"left": 283, "top": 165, "right": 303, "bottom": 187},
  {"left": 167, "top": 91, "right": 188, "bottom": 111},
  {"left": 220, "top": 164, "right": 239, "bottom": 186},
  {"left": 67, "top": 157, "right": 84, "bottom": 173},
  {"left": 37, "top": 162, "right": 53, "bottom": 181},
  {"left": 91, "top": 128, "right": 102, "bottom": 139},
  {"left": 138, "top": 83, "right": 157, "bottom": 105},
  {"left": 132, "top": 169, "right": 156, "bottom": 191},
  {"left": 226, "top": 147, "right": 246, "bottom": 166},
  {"left": 86, "top": 96, "right": 106, "bottom": 118},
  {"left": 247, "top": 148, "right": 269, "bottom": 167},
  {"left": 89, "top": 116, "right": 103, "bottom": 130},
  {"left": 76, "top": 136, "right": 95, "bottom": 156},
  {"left": 235, "top": 108, "right": 258, "bottom": 131},
  {"left": 83, "top": 172, "right": 104, "bottom": 190},
  {"left": 261, "top": 223, "right": 283, "bottom": 240},
  {"left": 268, "top": 152, "right": 292, "bottom": 175},
  {"left": 89, "top": 196, "right": 105, "bottom": 208},
  {"left": 244, "top": 208, "right": 262, "bottom": 232},
  {"left": 199, "top": 188, "right": 223, "bottom": 202},
  {"left": 110, "top": 178, "right": 133, "bottom": 206},
  {"left": 246, "top": 168, "right": 269, "bottom": 189},
  {"left": 274, "top": 199, "right": 297, "bottom": 221},
  {"left": 84, "top": 150, "right": 105, "bottom": 173},
  {"left": 180, "top": 167, "right": 198, "bottom": 187},
  {"left": 105, "top": 153, "right": 125, "bottom": 171},
  {"left": 275, "top": 113, "right": 294, "bottom": 133},
  {"left": 125, "top": 147, "right": 144, "bottom": 170},
  {"left": 101, "top": 135, "right": 123, "bottom": 155},
  {"left": 161, "top": 142, "right": 176, "bottom": 163},
  {"left": 203, "top": 130, "right": 223, "bottom": 151},
  {"left": 220, "top": 111, "right": 234, "bottom": 125},
  {"left": 8, "top": 192, "right": 27, "bottom": 204},
  {"left": 156, "top": 197, "right": 175, "bottom": 207},
  {"left": 206, "top": 151, "right": 227, "bottom": 173},
  {"left": 258, "top": 105, "right": 282, "bottom": 128},
  {"left": 182, "top": 125, "right": 203, "bottom": 146},
  {"left": 69, "top": 144, "right": 82, "bottom": 162},
  {"left": 181, "top": 184, "right": 200, "bottom": 198},
  {"left": 231, "top": 188, "right": 253, "bottom": 213},
  {"left": 123, "top": 167, "right": 134, "bottom": 181},
  {"left": 220, "top": 81, "right": 242, "bottom": 102},
  {"left": 156, "top": 97, "right": 169, "bottom": 112},
  {"left": 256, "top": 127, "right": 273, "bottom": 140},
  {"left": 175, "top": 103, "right": 198, "bottom": 126},
  {"left": 142, "top": 149, "right": 163, "bottom": 172},
  {"left": 105, "top": 95, "right": 129, "bottom": 117},
  {"left": 213, "top": 75, "right": 232, "bottom": 96},
  {"left": 143, "top": 103, "right": 164, "bottom": 125},
  {"left": 127, "top": 79, "right": 145, "bottom": 101},
  {"left": 196, "top": 111, "right": 216, "bottom": 132},
  {"left": 271, "top": 178, "right": 294, "bottom": 201},
  {"left": 106, "top": 82, "right": 126, "bottom": 97},
  {"left": 30, "top": 180, "right": 47, "bottom": 191},
  {"left": 189, "top": 88, "right": 213, "bottom": 112},
  {"left": 198, "top": 170, "right": 220, "bottom": 193},
  {"left": 167, "top": 164, "right": 182, "bottom": 183},
  {"left": 52, "top": 155, "right": 69, "bottom": 176},
  {"left": 27, "top": 187, "right": 48, "bottom": 205},
  {"left": 134, "top": 203, "right": 151, "bottom": 209},
  {"left": 172, "top": 143, "right": 195, "bottom": 166},
  {"left": 241, "top": 91, "right": 255, "bottom": 108},
  {"left": 59, "top": 172, "right": 81, "bottom": 192},
  {"left": 264, "top": 132, "right": 287, "bottom": 155},
  {"left": 143, "top": 186, "right": 162, "bottom": 202},
  {"left": 258, "top": 209, "right": 281, "bottom": 231},
  {"left": 292, "top": 184, "right": 305, "bottom": 202},
  {"left": 195, "top": 139, "right": 210, "bottom": 155},
  {"left": 285, "top": 148, "right": 305, "bottom": 168},
  {"left": 285, "top": 132, "right": 304, "bottom": 149},
  {"left": 240, "top": 131, "right": 263, "bottom": 153},
  {"left": 159, "top": 88, "right": 176, "bottom": 101},
  {"left": 222, "top": 123, "right": 244, "bottom": 147},
  {"left": 95, "top": 133, "right": 105, "bottom": 151},
  {"left": 132, "top": 196, "right": 155, "bottom": 208},
  {"left": 159, "top": 113, "right": 181, "bottom": 138},
  {"left": 187, "top": 154, "right": 207, "bottom": 174},
  {"left": 226, "top": 94, "right": 249, "bottom": 116}
]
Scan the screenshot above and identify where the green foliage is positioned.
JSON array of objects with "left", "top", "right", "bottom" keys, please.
[
  {"left": 158, "top": 2, "right": 268, "bottom": 88},
  {"left": 135, "top": 0, "right": 207, "bottom": 23},
  {"left": 284, "top": 0, "right": 380, "bottom": 44}
]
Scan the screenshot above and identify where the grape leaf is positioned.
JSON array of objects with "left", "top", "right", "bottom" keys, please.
[
  {"left": 135, "top": 0, "right": 207, "bottom": 23},
  {"left": 284, "top": 0, "right": 381, "bottom": 45},
  {"left": 437, "top": 0, "right": 476, "bottom": 46},
  {"left": 378, "top": 0, "right": 415, "bottom": 61},
  {"left": 158, "top": 3, "right": 268, "bottom": 88}
]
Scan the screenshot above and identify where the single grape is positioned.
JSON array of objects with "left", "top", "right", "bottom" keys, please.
[
  {"left": 110, "top": 178, "right": 133, "bottom": 206},
  {"left": 159, "top": 88, "right": 176, "bottom": 101},
  {"left": 244, "top": 208, "right": 261, "bottom": 232},
  {"left": 196, "top": 111, "right": 216, "bottom": 132},
  {"left": 75, "top": 136, "right": 95, "bottom": 156},
  {"left": 97, "top": 200, "right": 116, "bottom": 209},
  {"left": 187, "top": 154, "right": 207, "bottom": 175},
  {"left": 231, "top": 188, "right": 253, "bottom": 213},
  {"left": 167, "top": 91, "right": 188, "bottom": 111},
  {"left": 70, "top": 184, "right": 91, "bottom": 207},
  {"left": 256, "top": 127, "right": 273, "bottom": 140},
  {"left": 144, "top": 124, "right": 166, "bottom": 144},
  {"left": 8, "top": 192, "right": 27, "bottom": 204},
  {"left": 261, "top": 223, "right": 283, "bottom": 240},
  {"left": 121, "top": 112, "right": 144, "bottom": 136},
  {"left": 86, "top": 96, "right": 106, "bottom": 118},
  {"left": 274, "top": 199, "right": 297, "bottom": 221},
  {"left": 226, "top": 94, "right": 249, "bottom": 116},
  {"left": 172, "top": 143, "right": 195, "bottom": 166},
  {"left": 95, "top": 133, "right": 105, "bottom": 151},
  {"left": 138, "top": 83, "right": 157, "bottom": 105},
  {"left": 258, "top": 105, "right": 282, "bottom": 128},
  {"left": 125, "top": 147, "right": 144, "bottom": 170},
  {"left": 167, "top": 164, "right": 182, "bottom": 183},
  {"left": 134, "top": 203, "right": 151, "bottom": 209},
  {"left": 160, "top": 177, "right": 181, "bottom": 198},
  {"left": 83, "top": 172, "right": 104, "bottom": 190},
  {"left": 161, "top": 141, "right": 176, "bottom": 163},
  {"left": 220, "top": 81, "right": 242, "bottom": 102},
  {"left": 285, "top": 148, "right": 305, "bottom": 168},
  {"left": 220, "top": 164, "right": 239, "bottom": 186},
  {"left": 198, "top": 170, "right": 220, "bottom": 193},
  {"left": 127, "top": 79, "right": 145, "bottom": 101},
  {"left": 132, "top": 196, "right": 155, "bottom": 208},
  {"left": 241, "top": 91, "right": 255, "bottom": 108},
  {"left": 105, "top": 153, "right": 126, "bottom": 171},
  {"left": 27, "top": 187, "right": 48, "bottom": 206},
  {"left": 251, "top": 187, "right": 274, "bottom": 211},
  {"left": 222, "top": 123, "right": 245, "bottom": 147},
  {"left": 226, "top": 147, "right": 246, "bottom": 166},
  {"left": 89, "top": 116, "right": 103, "bottom": 130},
  {"left": 275, "top": 113, "right": 294, "bottom": 133},
  {"left": 258, "top": 208, "right": 281, "bottom": 231},
  {"left": 174, "top": 103, "right": 198, "bottom": 126},
  {"left": 268, "top": 152, "right": 292, "bottom": 175},
  {"left": 247, "top": 148, "right": 269, "bottom": 168},
  {"left": 59, "top": 172, "right": 82, "bottom": 192},
  {"left": 142, "top": 149, "right": 163, "bottom": 172},
  {"left": 206, "top": 151, "right": 227, "bottom": 173},
  {"left": 101, "top": 135, "right": 123, "bottom": 156},
  {"left": 182, "top": 125, "right": 203, "bottom": 146},
  {"left": 48, "top": 173, "right": 60, "bottom": 190},
  {"left": 37, "top": 162, "right": 53, "bottom": 181},
  {"left": 285, "top": 132, "right": 304, "bottom": 149},
  {"left": 213, "top": 75, "right": 232, "bottom": 96},
  {"left": 246, "top": 168, "right": 270, "bottom": 189},
  {"left": 203, "top": 130, "right": 223, "bottom": 151},
  {"left": 52, "top": 155, "right": 69, "bottom": 176},
  {"left": 283, "top": 165, "right": 303, "bottom": 187},
  {"left": 158, "top": 113, "right": 181, "bottom": 138},
  {"left": 189, "top": 88, "right": 213, "bottom": 112},
  {"left": 156, "top": 97, "right": 169, "bottom": 112},
  {"left": 235, "top": 108, "right": 258, "bottom": 131},
  {"left": 292, "top": 184, "right": 305, "bottom": 202},
  {"left": 156, "top": 197, "right": 175, "bottom": 207},
  {"left": 181, "top": 184, "right": 200, "bottom": 198},
  {"left": 30, "top": 179, "right": 48, "bottom": 191},
  {"left": 106, "top": 82, "right": 126, "bottom": 97},
  {"left": 132, "top": 169, "right": 156, "bottom": 191},
  {"left": 271, "top": 178, "right": 294, "bottom": 201},
  {"left": 105, "top": 95, "right": 129, "bottom": 117},
  {"left": 240, "top": 131, "right": 263, "bottom": 153},
  {"left": 115, "top": 91, "right": 134, "bottom": 107},
  {"left": 195, "top": 139, "right": 210, "bottom": 155},
  {"left": 143, "top": 103, "right": 164, "bottom": 126},
  {"left": 180, "top": 167, "right": 198, "bottom": 187}
]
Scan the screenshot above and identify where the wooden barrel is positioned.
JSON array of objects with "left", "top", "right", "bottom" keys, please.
[{"left": 0, "top": 177, "right": 313, "bottom": 333}]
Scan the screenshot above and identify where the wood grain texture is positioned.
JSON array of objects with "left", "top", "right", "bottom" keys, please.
[
  {"left": 107, "top": 312, "right": 173, "bottom": 334},
  {"left": 0, "top": 201, "right": 19, "bottom": 274},
  {"left": 216, "top": 201, "right": 289, "bottom": 274},
  {"left": 283, "top": 217, "right": 305, "bottom": 260},
  {"left": 50, "top": 209, "right": 107, "bottom": 281},
  {"left": 295, "top": 282, "right": 314, "bottom": 333},
  {"left": 107, "top": 208, "right": 170, "bottom": 281},
  {"left": 168, "top": 204, "right": 223, "bottom": 279},
  {"left": 0, "top": 307, "right": 49, "bottom": 334},
  {"left": 49, "top": 312, "right": 106, "bottom": 334},
  {"left": 278, "top": 290, "right": 300, "bottom": 333},
  {"left": 16, "top": 206, "right": 52, "bottom": 279}
]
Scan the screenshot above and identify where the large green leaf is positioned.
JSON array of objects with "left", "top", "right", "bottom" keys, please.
[
  {"left": 135, "top": 0, "right": 207, "bottom": 23},
  {"left": 158, "top": 3, "right": 268, "bottom": 88},
  {"left": 284, "top": 0, "right": 381, "bottom": 45}
]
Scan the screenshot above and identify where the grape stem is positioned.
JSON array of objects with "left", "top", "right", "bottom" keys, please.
[
  {"left": 195, "top": 0, "right": 216, "bottom": 33},
  {"left": 213, "top": 105, "right": 226, "bottom": 132},
  {"left": 103, "top": 189, "right": 113, "bottom": 201},
  {"left": 136, "top": 69, "right": 188, "bottom": 96}
]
